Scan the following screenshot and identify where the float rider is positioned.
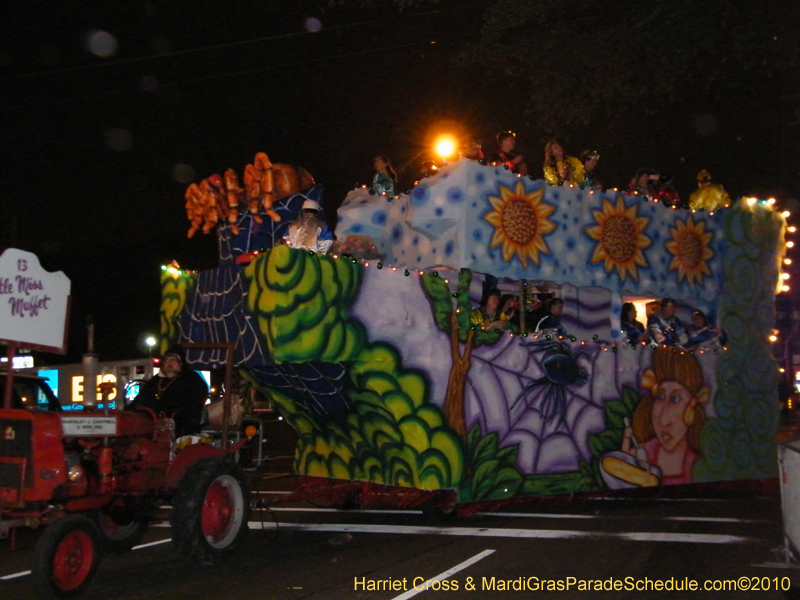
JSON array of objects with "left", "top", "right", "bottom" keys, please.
[{"left": 284, "top": 199, "right": 333, "bottom": 254}]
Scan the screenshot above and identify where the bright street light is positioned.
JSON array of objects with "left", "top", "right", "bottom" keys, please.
[
  {"left": 434, "top": 135, "right": 456, "bottom": 159},
  {"left": 145, "top": 335, "right": 157, "bottom": 357}
]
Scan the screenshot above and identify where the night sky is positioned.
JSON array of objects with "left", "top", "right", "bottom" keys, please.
[{"left": 2, "top": 0, "right": 798, "bottom": 364}]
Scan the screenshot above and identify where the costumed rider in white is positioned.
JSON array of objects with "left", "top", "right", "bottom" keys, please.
[{"left": 284, "top": 199, "right": 333, "bottom": 254}]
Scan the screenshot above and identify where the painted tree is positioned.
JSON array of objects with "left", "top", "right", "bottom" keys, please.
[{"left": 420, "top": 269, "right": 503, "bottom": 438}]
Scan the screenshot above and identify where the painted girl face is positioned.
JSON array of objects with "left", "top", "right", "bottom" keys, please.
[
  {"left": 551, "top": 143, "right": 563, "bottom": 158},
  {"left": 652, "top": 380, "right": 692, "bottom": 452}
]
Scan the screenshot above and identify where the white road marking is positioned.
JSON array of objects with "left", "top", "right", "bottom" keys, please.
[
  {"left": 0, "top": 537, "right": 173, "bottom": 581},
  {"left": 477, "top": 511, "right": 596, "bottom": 520},
  {"left": 237, "top": 521, "right": 753, "bottom": 544},
  {"left": 664, "top": 516, "right": 762, "bottom": 523},
  {"left": 132, "top": 538, "right": 172, "bottom": 550},
  {"left": 391, "top": 549, "right": 495, "bottom": 599},
  {"left": 0, "top": 513, "right": 758, "bottom": 582},
  {"left": 250, "top": 506, "right": 763, "bottom": 524},
  {"left": 615, "top": 531, "right": 750, "bottom": 543},
  {"left": 1, "top": 570, "right": 31, "bottom": 580},
  {"left": 592, "top": 496, "right": 731, "bottom": 502},
  {"left": 479, "top": 511, "right": 762, "bottom": 523},
  {"left": 266, "top": 507, "right": 421, "bottom": 515}
]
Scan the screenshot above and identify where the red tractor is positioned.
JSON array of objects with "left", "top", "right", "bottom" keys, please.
[{"left": 0, "top": 402, "right": 250, "bottom": 599}]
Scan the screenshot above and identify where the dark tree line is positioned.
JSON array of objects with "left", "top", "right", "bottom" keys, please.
[
  {"left": 336, "top": 0, "right": 799, "bottom": 135},
  {"left": 465, "top": 0, "right": 799, "bottom": 135}
]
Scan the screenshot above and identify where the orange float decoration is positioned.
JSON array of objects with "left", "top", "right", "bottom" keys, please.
[{"left": 185, "top": 152, "right": 314, "bottom": 237}]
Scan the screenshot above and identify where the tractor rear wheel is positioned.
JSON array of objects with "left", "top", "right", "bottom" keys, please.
[
  {"left": 32, "top": 514, "right": 102, "bottom": 599},
  {"left": 171, "top": 456, "right": 249, "bottom": 563}
]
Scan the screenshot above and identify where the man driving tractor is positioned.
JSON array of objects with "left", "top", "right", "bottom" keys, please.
[{"left": 126, "top": 346, "right": 208, "bottom": 437}]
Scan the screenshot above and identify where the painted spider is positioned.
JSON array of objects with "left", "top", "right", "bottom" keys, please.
[{"left": 511, "top": 339, "right": 589, "bottom": 427}]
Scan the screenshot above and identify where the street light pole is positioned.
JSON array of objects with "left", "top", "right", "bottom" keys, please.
[{"left": 145, "top": 336, "right": 157, "bottom": 358}]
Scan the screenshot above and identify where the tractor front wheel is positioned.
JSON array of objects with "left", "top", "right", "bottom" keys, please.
[
  {"left": 171, "top": 457, "right": 249, "bottom": 563},
  {"left": 32, "top": 514, "right": 102, "bottom": 599}
]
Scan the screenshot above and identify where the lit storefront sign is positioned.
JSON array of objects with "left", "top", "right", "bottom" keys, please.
[
  {"left": 71, "top": 374, "right": 117, "bottom": 403},
  {"left": 37, "top": 369, "right": 59, "bottom": 405}
]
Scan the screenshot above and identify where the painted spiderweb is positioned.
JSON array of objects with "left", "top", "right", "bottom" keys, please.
[
  {"left": 178, "top": 263, "right": 351, "bottom": 419},
  {"left": 179, "top": 184, "right": 350, "bottom": 418},
  {"left": 248, "top": 362, "right": 351, "bottom": 423},
  {"left": 464, "top": 335, "right": 606, "bottom": 476},
  {"left": 177, "top": 263, "right": 266, "bottom": 368}
]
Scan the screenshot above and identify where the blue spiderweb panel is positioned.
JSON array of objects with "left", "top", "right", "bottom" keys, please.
[
  {"left": 179, "top": 183, "right": 350, "bottom": 418},
  {"left": 248, "top": 362, "right": 351, "bottom": 423},
  {"left": 177, "top": 267, "right": 351, "bottom": 420},
  {"left": 218, "top": 185, "right": 325, "bottom": 265},
  {"left": 177, "top": 263, "right": 269, "bottom": 369}
]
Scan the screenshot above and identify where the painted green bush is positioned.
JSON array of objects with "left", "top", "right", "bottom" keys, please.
[
  {"left": 159, "top": 269, "right": 195, "bottom": 354},
  {"left": 243, "top": 246, "right": 366, "bottom": 363},
  {"left": 250, "top": 342, "right": 466, "bottom": 490},
  {"left": 238, "top": 247, "right": 463, "bottom": 488},
  {"left": 459, "top": 422, "right": 586, "bottom": 500},
  {"left": 458, "top": 423, "right": 524, "bottom": 502},
  {"left": 241, "top": 246, "right": 469, "bottom": 489}
]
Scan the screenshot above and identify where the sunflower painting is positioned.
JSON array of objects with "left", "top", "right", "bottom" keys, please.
[
  {"left": 483, "top": 181, "right": 556, "bottom": 268},
  {"left": 585, "top": 196, "right": 652, "bottom": 281},
  {"left": 665, "top": 216, "right": 715, "bottom": 287}
]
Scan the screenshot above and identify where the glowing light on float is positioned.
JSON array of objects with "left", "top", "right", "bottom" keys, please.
[{"left": 160, "top": 260, "right": 185, "bottom": 276}]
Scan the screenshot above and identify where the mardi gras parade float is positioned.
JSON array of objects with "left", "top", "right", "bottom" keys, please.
[{"left": 165, "top": 150, "right": 790, "bottom": 511}]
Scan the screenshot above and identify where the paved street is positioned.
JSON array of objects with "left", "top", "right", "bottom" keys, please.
[
  {"left": 3, "top": 473, "right": 799, "bottom": 599},
  {"left": 2, "top": 416, "right": 799, "bottom": 599}
]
